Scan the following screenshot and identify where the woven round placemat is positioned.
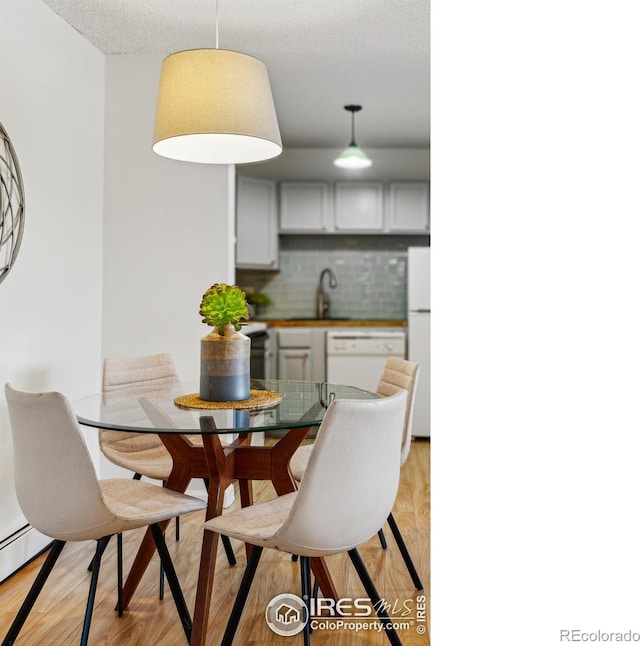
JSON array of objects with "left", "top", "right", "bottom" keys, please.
[{"left": 174, "top": 389, "right": 283, "bottom": 411}]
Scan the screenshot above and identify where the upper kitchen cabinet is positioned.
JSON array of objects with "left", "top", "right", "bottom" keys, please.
[
  {"left": 386, "top": 182, "right": 430, "bottom": 233},
  {"left": 275, "top": 180, "right": 429, "bottom": 236},
  {"left": 334, "top": 182, "right": 384, "bottom": 232},
  {"left": 236, "top": 176, "right": 279, "bottom": 270},
  {"left": 279, "top": 182, "right": 331, "bottom": 232}
]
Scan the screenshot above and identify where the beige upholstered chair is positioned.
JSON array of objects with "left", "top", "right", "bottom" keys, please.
[
  {"left": 289, "top": 357, "right": 424, "bottom": 590},
  {"left": 3, "top": 384, "right": 206, "bottom": 646},
  {"left": 204, "top": 390, "right": 407, "bottom": 646},
  {"left": 99, "top": 353, "right": 180, "bottom": 481},
  {"left": 98, "top": 353, "right": 236, "bottom": 578}
]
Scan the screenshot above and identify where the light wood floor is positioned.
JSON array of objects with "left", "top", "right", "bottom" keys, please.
[{"left": 0, "top": 440, "right": 430, "bottom": 645}]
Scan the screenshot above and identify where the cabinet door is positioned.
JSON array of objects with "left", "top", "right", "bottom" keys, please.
[
  {"left": 278, "top": 349, "right": 312, "bottom": 381},
  {"left": 334, "top": 182, "right": 384, "bottom": 232},
  {"left": 386, "top": 182, "right": 430, "bottom": 233},
  {"left": 279, "top": 182, "right": 331, "bottom": 232},
  {"left": 236, "top": 176, "right": 278, "bottom": 269}
]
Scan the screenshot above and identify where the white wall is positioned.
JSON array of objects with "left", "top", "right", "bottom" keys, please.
[
  {"left": 102, "top": 55, "right": 235, "bottom": 385},
  {"left": 0, "top": 0, "right": 105, "bottom": 578},
  {"left": 0, "top": 4, "right": 237, "bottom": 564}
]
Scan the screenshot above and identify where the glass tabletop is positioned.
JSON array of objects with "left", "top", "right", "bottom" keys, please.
[{"left": 73, "top": 379, "right": 378, "bottom": 435}]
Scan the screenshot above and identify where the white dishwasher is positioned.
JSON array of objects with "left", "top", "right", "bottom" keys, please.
[{"left": 326, "top": 330, "right": 407, "bottom": 392}]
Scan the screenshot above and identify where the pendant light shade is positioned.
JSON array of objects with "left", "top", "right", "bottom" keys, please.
[
  {"left": 334, "top": 104, "right": 372, "bottom": 169},
  {"left": 152, "top": 49, "right": 282, "bottom": 165}
]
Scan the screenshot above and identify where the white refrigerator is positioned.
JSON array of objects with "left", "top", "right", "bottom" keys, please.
[{"left": 408, "top": 247, "right": 430, "bottom": 437}]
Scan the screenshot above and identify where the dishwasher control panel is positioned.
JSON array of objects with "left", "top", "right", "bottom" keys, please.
[{"left": 326, "top": 331, "right": 406, "bottom": 356}]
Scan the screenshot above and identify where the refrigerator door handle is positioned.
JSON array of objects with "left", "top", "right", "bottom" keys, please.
[{"left": 410, "top": 309, "right": 431, "bottom": 313}]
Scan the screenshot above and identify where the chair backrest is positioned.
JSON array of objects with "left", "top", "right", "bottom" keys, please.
[
  {"left": 103, "top": 353, "right": 179, "bottom": 392},
  {"left": 275, "top": 389, "right": 407, "bottom": 555},
  {"left": 99, "top": 353, "right": 179, "bottom": 453},
  {"left": 5, "top": 384, "right": 116, "bottom": 540},
  {"left": 377, "top": 357, "right": 420, "bottom": 466}
]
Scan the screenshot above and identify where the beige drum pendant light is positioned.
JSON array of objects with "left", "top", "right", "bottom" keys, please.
[{"left": 152, "top": 3, "right": 282, "bottom": 164}]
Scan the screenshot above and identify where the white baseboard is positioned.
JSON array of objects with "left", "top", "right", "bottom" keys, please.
[{"left": 0, "top": 526, "right": 51, "bottom": 584}]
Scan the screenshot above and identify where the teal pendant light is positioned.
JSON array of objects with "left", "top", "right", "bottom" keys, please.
[{"left": 333, "top": 105, "right": 372, "bottom": 169}]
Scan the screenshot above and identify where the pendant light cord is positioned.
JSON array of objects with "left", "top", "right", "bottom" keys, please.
[
  {"left": 215, "top": 0, "right": 220, "bottom": 48},
  {"left": 351, "top": 110, "right": 356, "bottom": 146}
]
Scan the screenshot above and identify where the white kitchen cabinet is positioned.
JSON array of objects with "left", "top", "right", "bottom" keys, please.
[
  {"left": 278, "top": 348, "right": 313, "bottom": 381},
  {"left": 236, "top": 176, "right": 278, "bottom": 269},
  {"left": 386, "top": 182, "right": 430, "bottom": 233},
  {"left": 274, "top": 327, "right": 327, "bottom": 381},
  {"left": 334, "top": 182, "right": 384, "bottom": 232},
  {"left": 279, "top": 182, "right": 331, "bottom": 232}
]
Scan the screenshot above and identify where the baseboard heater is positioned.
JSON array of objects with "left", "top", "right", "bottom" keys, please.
[{"left": 0, "top": 525, "right": 51, "bottom": 584}]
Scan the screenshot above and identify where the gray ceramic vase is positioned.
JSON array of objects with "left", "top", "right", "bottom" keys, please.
[{"left": 200, "top": 323, "right": 251, "bottom": 402}]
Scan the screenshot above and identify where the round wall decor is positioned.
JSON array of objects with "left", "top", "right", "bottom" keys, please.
[{"left": 0, "top": 121, "right": 25, "bottom": 285}]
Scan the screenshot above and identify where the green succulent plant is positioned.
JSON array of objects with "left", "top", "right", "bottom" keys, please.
[{"left": 200, "top": 283, "right": 249, "bottom": 335}]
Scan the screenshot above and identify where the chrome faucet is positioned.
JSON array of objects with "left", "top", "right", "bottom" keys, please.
[{"left": 316, "top": 268, "right": 338, "bottom": 319}]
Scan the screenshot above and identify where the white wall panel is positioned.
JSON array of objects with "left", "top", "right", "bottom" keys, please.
[{"left": 0, "top": 0, "right": 105, "bottom": 579}]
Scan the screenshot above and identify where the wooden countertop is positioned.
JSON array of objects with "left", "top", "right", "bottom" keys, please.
[{"left": 259, "top": 319, "right": 407, "bottom": 328}]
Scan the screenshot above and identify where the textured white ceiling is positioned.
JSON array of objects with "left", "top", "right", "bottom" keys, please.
[{"left": 40, "top": 0, "right": 430, "bottom": 149}]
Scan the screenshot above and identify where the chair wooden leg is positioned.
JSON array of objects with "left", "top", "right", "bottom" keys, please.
[
  {"left": 378, "top": 528, "right": 388, "bottom": 549},
  {"left": 387, "top": 512, "right": 424, "bottom": 590},
  {"left": 81, "top": 536, "right": 109, "bottom": 646},
  {"left": 221, "top": 545, "right": 263, "bottom": 646},
  {"left": 1, "top": 540, "right": 65, "bottom": 646},
  {"left": 300, "top": 556, "right": 312, "bottom": 646},
  {"left": 348, "top": 548, "right": 402, "bottom": 646},
  {"left": 150, "top": 523, "right": 192, "bottom": 641}
]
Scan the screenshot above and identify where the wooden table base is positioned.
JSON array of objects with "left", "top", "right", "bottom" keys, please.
[{"left": 115, "top": 426, "right": 338, "bottom": 646}]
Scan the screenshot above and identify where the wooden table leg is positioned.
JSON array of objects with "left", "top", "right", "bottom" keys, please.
[{"left": 190, "top": 430, "right": 235, "bottom": 646}]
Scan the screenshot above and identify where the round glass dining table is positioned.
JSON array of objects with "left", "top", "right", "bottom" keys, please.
[
  {"left": 73, "top": 379, "right": 378, "bottom": 646},
  {"left": 74, "top": 379, "right": 377, "bottom": 435}
]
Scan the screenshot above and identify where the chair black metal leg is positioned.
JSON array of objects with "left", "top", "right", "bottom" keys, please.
[
  {"left": 81, "top": 536, "right": 109, "bottom": 646},
  {"left": 202, "top": 477, "right": 236, "bottom": 567},
  {"left": 150, "top": 523, "right": 192, "bottom": 642},
  {"left": 300, "top": 556, "right": 312, "bottom": 646},
  {"left": 221, "top": 535, "right": 237, "bottom": 566},
  {"left": 387, "top": 512, "right": 424, "bottom": 590},
  {"left": 159, "top": 562, "right": 165, "bottom": 600},
  {"left": 117, "top": 533, "right": 124, "bottom": 617},
  {"left": 175, "top": 515, "right": 180, "bottom": 541},
  {"left": 221, "top": 545, "right": 263, "bottom": 646},
  {"left": 87, "top": 532, "right": 112, "bottom": 573},
  {"left": 378, "top": 528, "right": 388, "bottom": 549},
  {"left": 312, "top": 578, "right": 319, "bottom": 601},
  {"left": 348, "top": 548, "right": 402, "bottom": 646},
  {"left": 133, "top": 472, "right": 142, "bottom": 480},
  {"left": 292, "top": 554, "right": 299, "bottom": 562},
  {"left": 1, "top": 540, "right": 65, "bottom": 646}
]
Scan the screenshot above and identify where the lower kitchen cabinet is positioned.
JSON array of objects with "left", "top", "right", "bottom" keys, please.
[
  {"left": 278, "top": 348, "right": 313, "bottom": 381},
  {"left": 273, "top": 327, "right": 327, "bottom": 381}
]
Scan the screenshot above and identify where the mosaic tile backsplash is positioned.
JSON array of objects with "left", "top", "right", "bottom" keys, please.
[{"left": 237, "top": 235, "right": 428, "bottom": 320}]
